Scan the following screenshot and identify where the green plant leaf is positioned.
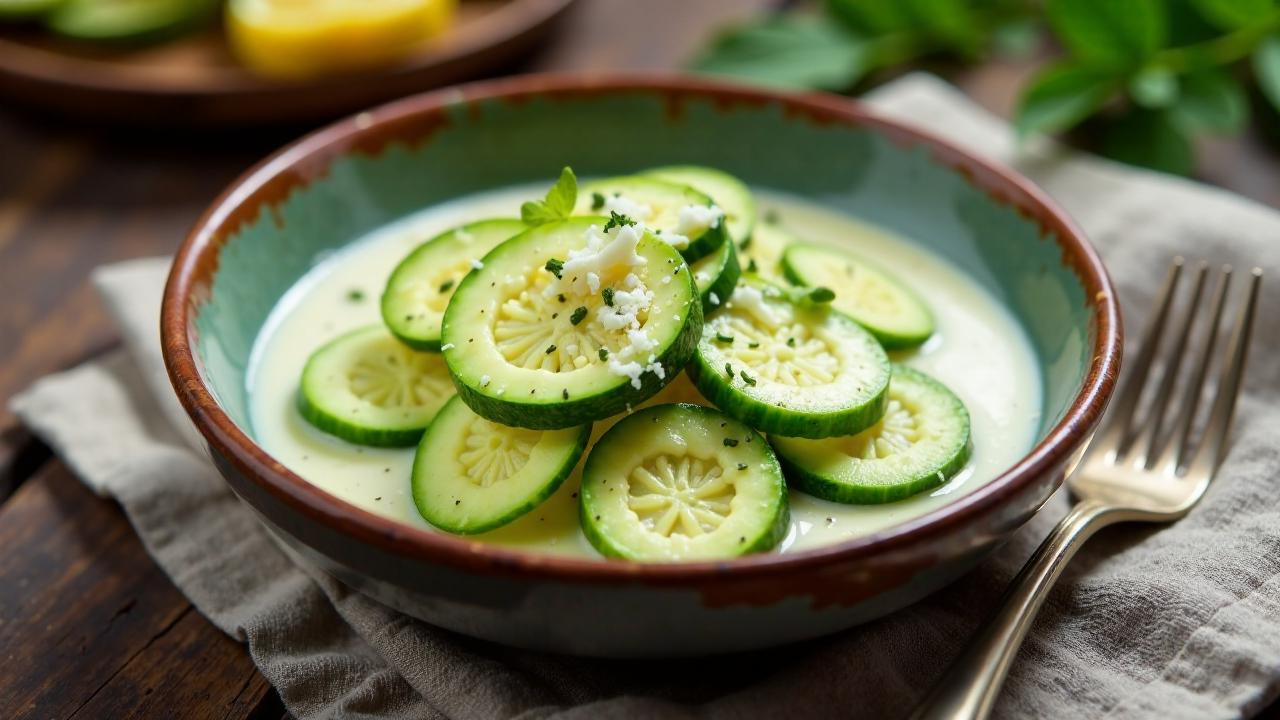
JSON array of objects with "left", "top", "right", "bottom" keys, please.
[
  {"left": 1129, "top": 66, "right": 1179, "bottom": 108},
  {"left": 689, "top": 15, "right": 869, "bottom": 91},
  {"left": 1101, "top": 108, "right": 1194, "bottom": 175},
  {"left": 1189, "top": 0, "right": 1274, "bottom": 29},
  {"left": 993, "top": 18, "right": 1043, "bottom": 59},
  {"left": 1016, "top": 63, "right": 1119, "bottom": 138},
  {"left": 1252, "top": 34, "right": 1280, "bottom": 114},
  {"left": 826, "top": 0, "right": 913, "bottom": 34},
  {"left": 1048, "top": 0, "right": 1167, "bottom": 67},
  {"left": 1172, "top": 68, "right": 1246, "bottom": 133},
  {"left": 521, "top": 166, "right": 578, "bottom": 226},
  {"left": 905, "top": 0, "right": 982, "bottom": 55}
]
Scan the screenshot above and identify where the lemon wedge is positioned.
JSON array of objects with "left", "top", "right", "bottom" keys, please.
[{"left": 226, "top": 0, "right": 457, "bottom": 80}]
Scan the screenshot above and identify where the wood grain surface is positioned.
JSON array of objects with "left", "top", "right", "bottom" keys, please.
[{"left": 0, "top": 1, "right": 1274, "bottom": 718}]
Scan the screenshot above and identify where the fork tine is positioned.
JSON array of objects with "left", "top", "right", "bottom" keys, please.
[
  {"left": 1094, "top": 257, "right": 1184, "bottom": 460},
  {"left": 1134, "top": 262, "right": 1208, "bottom": 469},
  {"left": 1155, "top": 267, "right": 1231, "bottom": 472},
  {"left": 1184, "top": 268, "right": 1262, "bottom": 478}
]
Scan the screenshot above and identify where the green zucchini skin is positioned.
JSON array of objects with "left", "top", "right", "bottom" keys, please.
[
  {"left": 579, "top": 403, "right": 789, "bottom": 561},
  {"left": 46, "top": 0, "right": 216, "bottom": 43},
  {"left": 692, "top": 234, "right": 741, "bottom": 313},
  {"left": 687, "top": 282, "right": 891, "bottom": 439},
  {"left": 442, "top": 218, "right": 704, "bottom": 430},
  {"left": 411, "top": 396, "right": 590, "bottom": 535},
  {"left": 381, "top": 218, "right": 525, "bottom": 352},
  {"left": 773, "top": 366, "right": 971, "bottom": 504}
]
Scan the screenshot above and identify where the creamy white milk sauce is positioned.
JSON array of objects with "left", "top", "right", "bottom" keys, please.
[{"left": 248, "top": 184, "right": 1042, "bottom": 558}]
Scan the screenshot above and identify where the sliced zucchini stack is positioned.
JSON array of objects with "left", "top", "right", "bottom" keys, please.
[
  {"left": 442, "top": 217, "right": 702, "bottom": 429},
  {"left": 298, "top": 325, "right": 455, "bottom": 447},
  {"left": 772, "top": 366, "right": 970, "bottom": 503},
  {"left": 783, "top": 243, "right": 934, "bottom": 349},
  {"left": 412, "top": 396, "right": 590, "bottom": 534},
  {"left": 575, "top": 176, "right": 728, "bottom": 261},
  {"left": 645, "top": 165, "right": 756, "bottom": 249},
  {"left": 382, "top": 219, "right": 525, "bottom": 351},
  {"left": 689, "top": 280, "right": 890, "bottom": 439},
  {"left": 581, "top": 404, "right": 789, "bottom": 561}
]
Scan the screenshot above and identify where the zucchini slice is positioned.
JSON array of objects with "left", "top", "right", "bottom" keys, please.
[
  {"left": 47, "top": 0, "right": 214, "bottom": 42},
  {"left": 575, "top": 175, "right": 728, "bottom": 261},
  {"left": 782, "top": 242, "right": 934, "bottom": 350},
  {"left": 772, "top": 366, "right": 971, "bottom": 503},
  {"left": 690, "top": 233, "right": 741, "bottom": 313},
  {"left": 738, "top": 218, "right": 793, "bottom": 282},
  {"left": 411, "top": 395, "right": 590, "bottom": 534},
  {"left": 688, "top": 280, "right": 890, "bottom": 439},
  {"left": 645, "top": 165, "right": 756, "bottom": 248},
  {"left": 382, "top": 218, "right": 525, "bottom": 351},
  {"left": 580, "top": 403, "right": 788, "bottom": 561},
  {"left": 441, "top": 217, "right": 701, "bottom": 429},
  {"left": 298, "top": 325, "right": 454, "bottom": 447}
]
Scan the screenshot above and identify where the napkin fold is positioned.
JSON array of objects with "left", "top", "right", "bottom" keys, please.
[{"left": 12, "top": 74, "right": 1280, "bottom": 720}]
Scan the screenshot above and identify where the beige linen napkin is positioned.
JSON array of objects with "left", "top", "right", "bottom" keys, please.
[{"left": 12, "top": 74, "right": 1280, "bottom": 719}]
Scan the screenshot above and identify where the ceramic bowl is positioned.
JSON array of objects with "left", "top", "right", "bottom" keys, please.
[{"left": 161, "top": 74, "right": 1121, "bottom": 657}]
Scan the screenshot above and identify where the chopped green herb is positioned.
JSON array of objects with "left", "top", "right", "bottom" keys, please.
[
  {"left": 346, "top": 289, "right": 365, "bottom": 302},
  {"left": 748, "top": 342, "right": 760, "bottom": 349},
  {"left": 747, "top": 258, "right": 759, "bottom": 273},
  {"left": 739, "top": 236, "right": 752, "bottom": 251},
  {"left": 809, "top": 286, "right": 836, "bottom": 303},
  {"left": 438, "top": 279, "right": 454, "bottom": 293},
  {"left": 591, "top": 191, "right": 606, "bottom": 210},
  {"left": 570, "top": 306, "right": 588, "bottom": 325},
  {"left": 562, "top": 388, "right": 569, "bottom": 400},
  {"left": 723, "top": 438, "right": 739, "bottom": 447},
  {"left": 557, "top": 293, "right": 567, "bottom": 303},
  {"left": 545, "top": 344, "right": 557, "bottom": 354},
  {"left": 740, "top": 371, "right": 757, "bottom": 386},
  {"left": 598, "top": 347, "right": 609, "bottom": 361},
  {"left": 786, "top": 337, "right": 796, "bottom": 347},
  {"left": 602, "top": 287, "right": 615, "bottom": 307},
  {"left": 715, "top": 333, "right": 734, "bottom": 343},
  {"left": 603, "top": 211, "right": 636, "bottom": 233},
  {"left": 725, "top": 362, "right": 734, "bottom": 378},
  {"left": 544, "top": 258, "right": 564, "bottom": 279}
]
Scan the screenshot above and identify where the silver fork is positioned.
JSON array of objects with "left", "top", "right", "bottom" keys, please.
[{"left": 912, "top": 258, "right": 1263, "bottom": 720}]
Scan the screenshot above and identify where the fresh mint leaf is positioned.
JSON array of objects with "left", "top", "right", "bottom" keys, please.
[
  {"left": 826, "top": 0, "right": 913, "bottom": 34},
  {"left": 1101, "top": 108, "right": 1194, "bottom": 176},
  {"left": 1252, "top": 34, "right": 1280, "bottom": 115},
  {"left": 1129, "top": 66, "right": 1179, "bottom": 109},
  {"left": 1016, "top": 63, "right": 1118, "bottom": 139},
  {"left": 1190, "top": 0, "right": 1273, "bottom": 30},
  {"left": 904, "top": 0, "right": 982, "bottom": 56},
  {"left": 1048, "top": 0, "right": 1166, "bottom": 68},
  {"left": 689, "top": 15, "right": 869, "bottom": 91},
  {"left": 1173, "top": 68, "right": 1246, "bottom": 133},
  {"left": 521, "top": 166, "right": 578, "bottom": 226}
]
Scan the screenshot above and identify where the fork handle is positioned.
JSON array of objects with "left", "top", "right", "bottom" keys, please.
[{"left": 910, "top": 500, "right": 1123, "bottom": 720}]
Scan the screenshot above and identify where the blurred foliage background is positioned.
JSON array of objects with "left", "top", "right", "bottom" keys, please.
[{"left": 689, "top": 0, "right": 1280, "bottom": 177}]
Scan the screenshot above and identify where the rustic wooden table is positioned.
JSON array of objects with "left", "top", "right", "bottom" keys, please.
[{"left": 2, "top": 3, "right": 1277, "bottom": 718}]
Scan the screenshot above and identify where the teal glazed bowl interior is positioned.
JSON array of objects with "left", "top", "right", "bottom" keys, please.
[{"left": 162, "top": 74, "right": 1120, "bottom": 657}]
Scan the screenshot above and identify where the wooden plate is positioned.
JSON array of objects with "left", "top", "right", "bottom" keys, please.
[{"left": 0, "top": 0, "right": 576, "bottom": 126}]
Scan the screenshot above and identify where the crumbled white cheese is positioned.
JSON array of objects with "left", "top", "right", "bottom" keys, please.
[
  {"left": 496, "top": 388, "right": 505, "bottom": 396},
  {"left": 661, "top": 276, "right": 671, "bottom": 284},
  {"left": 709, "top": 291, "right": 720, "bottom": 306},
  {"left": 560, "top": 223, "right": 647, "bottom": 297},
  {"left": 566, "top": 344, "right": 579, "bottom": 355},
  {"left": 470, "top": 258, "right": 484, "bottom": 270},
  {"left": 586, "top": 272, "right": 600, "bottom": 293},
  {"left": 603, "top": 194, "right": 652, "bottom": 222},
  {"left": 479, "top": 374, "right": 491, "bottom": 387},
  {"left": 676, "top": 203, "right": 724, "bottom": 235},
  {"left": 729, "top": 285, "right": 785, "bottom": 328},
  {"left": 440, "top": 343, "right": 455, "bottom": 351}
]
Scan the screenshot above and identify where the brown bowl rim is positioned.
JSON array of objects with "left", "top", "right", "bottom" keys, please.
[{"left": 161, "top": 72, "right": 1121, "bottom": 586}]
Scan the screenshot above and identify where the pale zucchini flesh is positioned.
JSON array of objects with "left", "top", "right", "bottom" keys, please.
[
  {"left": 580, "top": 403, "right": 788, "bottom": 561},
  {"left": 298, "top": 325, "right": 455, "bottom": 447},
  {"left": 412, "top": 396, "right": 590, "bottom": 534},
  {"left": 575, "top": 175, "right": 728, "bottom": 261},
  {"left": 772, "top": 366, "right": 971, "bottom": 504},
  {"left": 738, "top": 218, "right": 794, "bottom": 282},
  {"left": 644, "top": 165, "right": 756, "bottom": 249}
]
